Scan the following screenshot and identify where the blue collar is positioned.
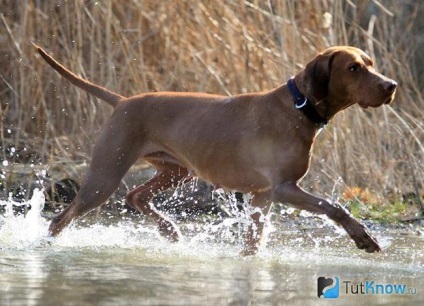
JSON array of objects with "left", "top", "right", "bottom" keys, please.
[{"left": 287, "top": 77, "right": 327, "bottom": 128}]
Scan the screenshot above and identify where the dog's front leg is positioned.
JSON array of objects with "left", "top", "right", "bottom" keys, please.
[
  {"left": 241, "top": 191, "right": 273, "bottom": 256},
  {"left": 273, "top": 183, "right": 381, "bottom": 253}
]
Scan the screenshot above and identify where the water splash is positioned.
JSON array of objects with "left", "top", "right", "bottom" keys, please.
[
  {"left": 0, "top": 189, "right": 355, "bottom": 254},
  {"left": 1, "top": 188, "right": 421, "bottom": 272},
  {"left": 1, "top": 193, "right": 422, "bottom": 306},
  {"left": 0, "top": 188, "right": 248, "bottom": 257},
  {"left": 0, "top": 189, "right": 49, "bottom": 249}
]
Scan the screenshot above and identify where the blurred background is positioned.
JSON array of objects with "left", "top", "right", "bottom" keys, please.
[{"left": 0, "top": 0, "right": 423, "bottom": 220}]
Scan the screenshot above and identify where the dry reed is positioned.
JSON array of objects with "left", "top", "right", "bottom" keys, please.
[{"left": 0, "top": 0, "right": 423, "bottom": 206}]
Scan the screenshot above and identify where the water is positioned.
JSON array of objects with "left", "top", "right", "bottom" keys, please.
[{"left": 1, "top": 190, "right": 423, "bottom": 305}]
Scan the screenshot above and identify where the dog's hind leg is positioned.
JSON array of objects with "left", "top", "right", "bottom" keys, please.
[
  {"left": 48, "top": 160, "right": 139, "bottom": 236},
  {"left": 126, "top": 162, "right": 191, "bottom": 241},
  {"left": 48, "top": 117, "right": 144, "bottom": 236}
]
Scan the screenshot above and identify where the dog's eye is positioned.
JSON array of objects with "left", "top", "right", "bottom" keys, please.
[{"left": 349, "top": 64, "right": 361, "bottom": 72}]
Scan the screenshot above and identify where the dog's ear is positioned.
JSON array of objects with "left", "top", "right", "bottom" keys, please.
[{"left": 302, "top": 51, "right": 337, "bottom": 102}]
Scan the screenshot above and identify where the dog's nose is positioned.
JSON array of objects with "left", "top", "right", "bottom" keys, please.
[{"left": 384, "top": 80, "right": 397, "bottom": 92}]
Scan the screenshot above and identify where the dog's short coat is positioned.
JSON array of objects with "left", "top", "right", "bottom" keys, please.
[{"left": 34, "top": 43, "right": 397, "bottom": 255}]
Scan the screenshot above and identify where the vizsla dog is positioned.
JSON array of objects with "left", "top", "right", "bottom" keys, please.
[{"left": 34, "top": 44, "right": 397, "bottom": 255}]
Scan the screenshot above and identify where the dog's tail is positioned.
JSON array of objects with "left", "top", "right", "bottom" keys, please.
[{"left": 32, "top": 42, "right": 124, "bottom": 108}]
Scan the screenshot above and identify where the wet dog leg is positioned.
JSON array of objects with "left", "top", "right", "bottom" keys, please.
[
  {"left": 241, "top": 191, "right": 272, "bottom": 256},
  {"left": 273, "top": 183, "right": 381, "bottom": 252},
  {"left": 126, "top": 163, "right": 191, "bottom": 241}
]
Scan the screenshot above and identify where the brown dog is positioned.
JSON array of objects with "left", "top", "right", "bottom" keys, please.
[{"left": 34, "top": 44, "right": 397, "bottom": 255}]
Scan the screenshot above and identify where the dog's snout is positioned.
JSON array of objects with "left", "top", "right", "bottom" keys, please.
[{"left": 383, "top": 80, "right": 397, "bottom": 92}]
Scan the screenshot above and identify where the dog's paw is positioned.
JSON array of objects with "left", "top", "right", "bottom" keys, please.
[
  {"left": 158, "top": 219, "right": 181, "bottom": 242},
  {"left": 350, "top": 226, "right": 381, "bottom": 253},
  {"left": 240, "top": 245, "right": 259, "bottom": 257},
  {"left": 240, "top": 249, "right": 257, "bottom": 257}
]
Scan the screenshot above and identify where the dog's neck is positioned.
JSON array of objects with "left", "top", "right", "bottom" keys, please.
[
  {"left": 292, "top": 75, "right": 352, "bottom": 126},
  {"left": 287, "top": 77, "right": 328, "bottom": 128}
]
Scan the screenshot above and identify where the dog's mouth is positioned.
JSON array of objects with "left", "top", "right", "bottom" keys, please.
[
  {"left": 358, "top": 92, "right": 396, "bottom": 109},
  {"left": 382, "top": 90, "right": 397, "bottom": 106},
  {"left": 384, "top": 93, "right": 396, "bottom": 105}
]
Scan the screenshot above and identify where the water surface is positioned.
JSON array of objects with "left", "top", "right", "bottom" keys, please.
[{"left": 1, "top": 190, "right": 423, "bottom": 305}]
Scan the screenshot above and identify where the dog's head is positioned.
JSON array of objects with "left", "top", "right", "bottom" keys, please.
[{"left": 297, "top": 46, "right": 397, "bottom": 115}]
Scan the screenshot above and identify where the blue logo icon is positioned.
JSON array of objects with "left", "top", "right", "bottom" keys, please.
[{"left": 318, "top": 276, "right": 340, "bottom": 298}]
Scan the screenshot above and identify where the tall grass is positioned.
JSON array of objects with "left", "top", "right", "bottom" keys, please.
[{"left": 1, "top": 0, "right": 423, "bottom": 205}]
